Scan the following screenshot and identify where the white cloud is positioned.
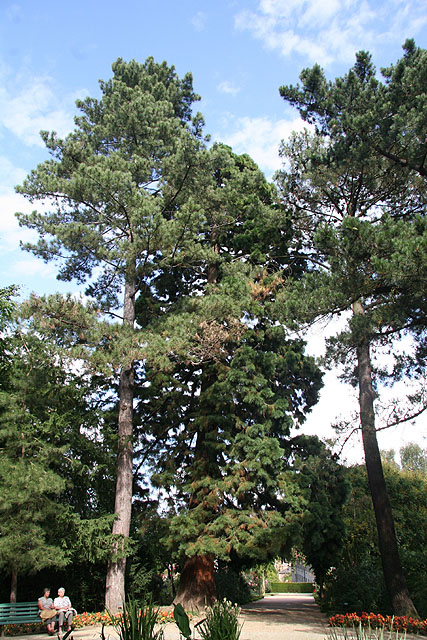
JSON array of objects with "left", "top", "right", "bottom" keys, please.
[
  {"left": 235, "top": 0, "right": 427, "bottom": 67},
  {"left": 215, "top": 114, "right": 307, "bottom": 175},
  {"left": 0, "top": 63, "right": 87, "bottom": 146},
  {"left": 191, "top": 11, "right": 207, "bottom": 32},
  {"left": 217, "top": 81, "right": 241, "bottom": 96},
  {"left": 0, "top": 187, "right": 39, "bottom": 252},
  {"left": 11, "top": 257, "right": 58, "bottom": 278},
  {"left": 0, "top": 156, "right": 27, "bottom": 193}
]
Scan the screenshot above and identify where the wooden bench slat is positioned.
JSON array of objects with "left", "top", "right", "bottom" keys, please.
[{"left": 0, "top": 602, "right": 41, "bottom": 632}]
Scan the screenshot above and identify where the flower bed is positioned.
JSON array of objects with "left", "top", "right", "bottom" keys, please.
[
  {"left": 329, "top": 612, "right": 427, "bottom": 635},
  {"left": 73, "top": 609, "right": 178, "bottom": 629},
  {"left": 1, "top": 608, "right": 188, "bottom": 636}
]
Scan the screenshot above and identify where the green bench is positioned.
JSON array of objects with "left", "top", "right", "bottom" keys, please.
[{"left": 0, "top": 602, "right": 41, "bottom": 636}]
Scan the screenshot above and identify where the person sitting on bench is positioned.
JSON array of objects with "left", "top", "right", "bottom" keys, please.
[
  {"left": 53, "top": 588, "right": 74, "bottom": 634},
  {"left": 38, "top": 587, "right": 57, "bottom": 635}
]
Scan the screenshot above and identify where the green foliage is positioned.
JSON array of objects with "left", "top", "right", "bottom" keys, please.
[
  {"left": 172, "top": 603, "right": 191, "bottom": 639},
  {"left": 282, "top": 436, "right": 349, "bottom": 590},
  {"left": 16, "top": 57, "right": 204, "bottom": 315},
  {"left": 277, "top": 42, "right": 426, "bottom": 616},
  {"left": 270, "top": 582, "right": 313, "bottom": 593},
  {"left": 15, "top": 57, "right": 207, "bottom": 606},
  {"left": 0, "top": 285, "right": 18, "bottom": 385},
  {"left": 214, "top": 569, "right": 251, "bottom": 605},
  {"left": 400, "top": 443, "right": 427, "bottom": 474},
  {"left": 276, "top": 42, "right": 427, "bottom": 372},
  {"left": 128, "top": 512, "right": 171, "bottom": 603},
  {"left": 130, "top": 143, "right": 323, "bottom": 581},
  {"left": 109, "top": 597, "right": 164, "bottom": 640},
  {"left": 0, "top": 306, "right": 118, "bottom": 598},
  {"left": 197, "top": 599, "right": 242, "bottom": 640},
  {"left": 321, "top": 465, "right": 427, "bottom": 617},
  {"left": 0, "top": 286, "right": 17, "bottom": 328}
]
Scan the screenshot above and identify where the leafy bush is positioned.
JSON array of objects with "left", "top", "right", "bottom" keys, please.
[
  {"left": 214, "top": 568, "right": 252, "bottom": 604},
  {"left": 270, "top": 582, "right": 313, "bottom": 593},
  {"left": 320, "top": 558, "right": 389, "bottom": 614},
  {"left": 196, "top": 599, "right": 242, "bottom": 640},
  {"left": 321, "top": 465, "right": 427, "bottom": 618}
]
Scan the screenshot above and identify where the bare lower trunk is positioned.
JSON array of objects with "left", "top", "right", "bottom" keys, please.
[
  {"left": 10, "top": 569, "right": 17, "bottom": 603},
  {"left": 105, "top": 277, "right": 136, "bottom": 612},
  {"left": 174, "top": 555, "right": 216, "bottom": 611},
  {"left": 354, "top": 301, "right": 418, "bottom": 617}
]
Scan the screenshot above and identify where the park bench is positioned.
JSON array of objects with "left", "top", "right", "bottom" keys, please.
[{"left": 0, "top": 602, "right": 41, "bottom": 636}]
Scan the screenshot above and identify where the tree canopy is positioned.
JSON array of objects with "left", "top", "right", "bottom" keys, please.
[{"left": 275, "top": 41, "right": 426, "bottom": 616}]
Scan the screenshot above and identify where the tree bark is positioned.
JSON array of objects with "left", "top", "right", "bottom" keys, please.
[
  {"left": 10, "top": 569, "right": 17, "bottom": 603},
  {"left": 173, "top": 252, "right": 219, "bottom": 611},
  {"left": 353, "top": 300, "right": 418, "bottom": 617},
  {"left": 174, "top": 555, "right": 216, "bottom": 611},
  {"left": 105, "top": 275, "right": 136, "bottom": 612}
]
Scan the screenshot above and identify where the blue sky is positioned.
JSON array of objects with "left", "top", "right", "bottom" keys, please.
[{"left": 1, "top": 0, "right": 426, "bottom": 461}]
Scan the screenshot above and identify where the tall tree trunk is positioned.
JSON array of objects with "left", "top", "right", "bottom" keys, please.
[
  {"left": 174, "top": 555, "right": 216, "bottom": 611},
  {"left": 353, "top": 300, "right": 418, "bottom": 617},
  {"left": 174, "top": 246, "right": 220, "bottom": 611},
  {"left": 10, "top": 569, "right": 17, "bottom": 603},
  {"left": 105, "top": 275, "right": 136, "bottom": 611},
  {"left": 174, "top": 417, "right": 218, "bottom": 609}
]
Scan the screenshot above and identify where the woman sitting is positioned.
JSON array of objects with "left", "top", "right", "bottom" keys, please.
[
  {"left": 53, "top": 587, "right": 75, "bottom": 635},
  {"left": 38, "top": 587, "right": 57, "bottom": 635}
]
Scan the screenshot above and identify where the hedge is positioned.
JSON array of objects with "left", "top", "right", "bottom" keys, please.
[{"left": 270, "top": 582, "right": 314, "bottom": 593}]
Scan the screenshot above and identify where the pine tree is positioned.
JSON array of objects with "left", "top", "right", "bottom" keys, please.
[
  {"left": 276, "top": 43, "right": 426, "bottom": 616},
  {"left": 16, "top": 57, "right": 205, "bottom": 611}
]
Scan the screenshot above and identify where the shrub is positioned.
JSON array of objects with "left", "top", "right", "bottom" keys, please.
[
  {"left": 270, "top": 582, "right": 313, "bottom": 593},
  {"left": 196, "top": 599, "right": 242, "bottom": 640},
  {"left": 108, "top": 598, "right": 164, "bottom": 640},
  {"left": 214, "top": 569, "right": 252, "bottom": 604},
  {"left": 320, "top": 556, "right": 389, "bottom": 614}
]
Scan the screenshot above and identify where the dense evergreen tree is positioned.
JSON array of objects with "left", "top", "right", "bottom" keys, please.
[
  {"left": 0, "top": 308, "right": 116, "bottom": 602},
  {"left": 131, "top": 144, "right": 323, "bottom": 609},
  {"left": 276, "top": 43, "right": 426, "bottom": 616},
  {"left": 16, "top": 57, "right": 205, "bottom": 610}
]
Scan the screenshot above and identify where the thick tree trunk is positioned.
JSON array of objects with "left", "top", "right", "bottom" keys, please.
[
  {"left": 105, "top": 276, "right": 136, "bottom": 612},
  {"left": 174, "top": 255, "right": 219, "bottom": 612},
  {"left": 174, "top": 555, "right": 216, "bottom": 611},
  {"left": 10, "top": 569, "right": 17, "bottom": 603},
  {"left": 353, "top": 300, "right": 418, "bottom": 617}
]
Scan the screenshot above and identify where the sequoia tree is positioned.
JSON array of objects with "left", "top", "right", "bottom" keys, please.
[
  {"left": 16, "top": 57, "right": 205, "bottom": 610},
  {"left": 276, "top": 43, "right": 426, "bottom": 615},
  {"left": 132, "top": 144, "right": 323, "bottom": 609}
]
